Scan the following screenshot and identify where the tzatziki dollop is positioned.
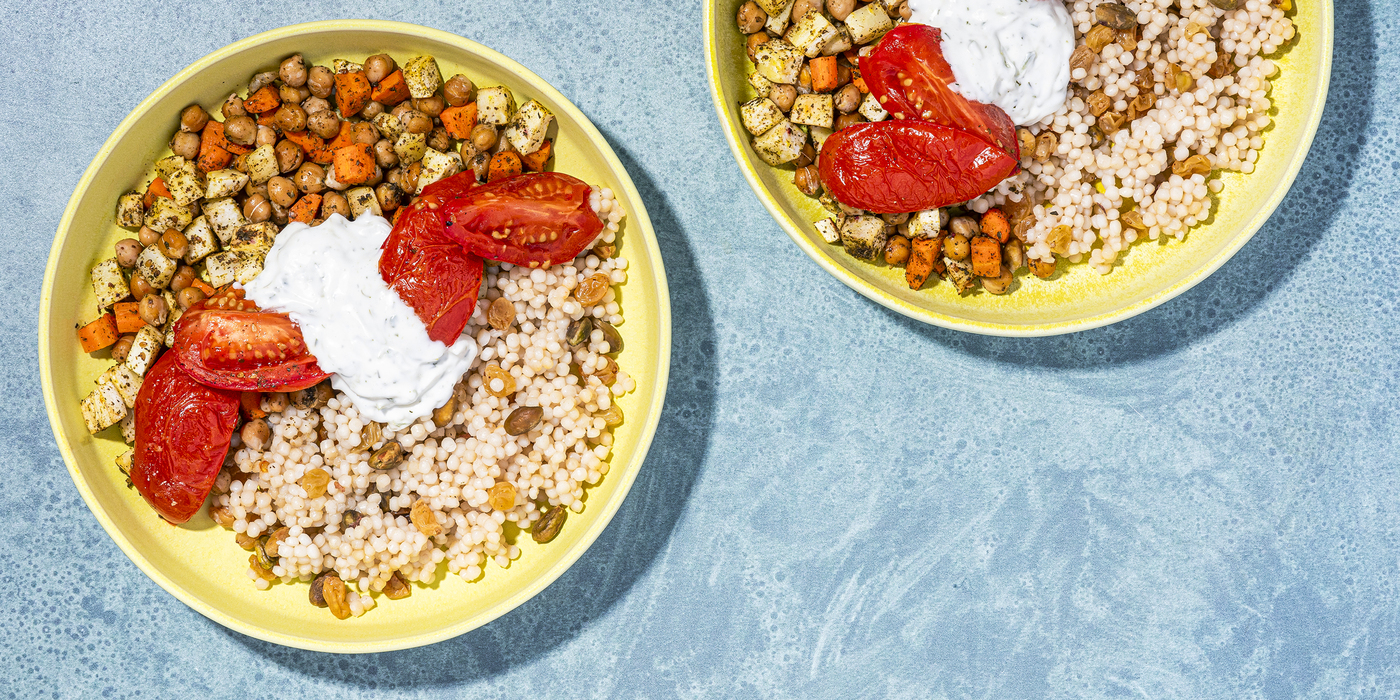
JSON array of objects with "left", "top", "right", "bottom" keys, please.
[
  {"left": 906, "top": 0, "right": 1074, "bottom": 125},
  {"left": 242, "top": 214, "right": 477, "bottom": 430}
]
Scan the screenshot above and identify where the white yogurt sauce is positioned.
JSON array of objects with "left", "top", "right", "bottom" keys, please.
[
  {"left": 906, "top": 0, "right": 1075, "bottom": 125},
  {"left": 242, "top": 214, "right": 478, "bottom": 430}
]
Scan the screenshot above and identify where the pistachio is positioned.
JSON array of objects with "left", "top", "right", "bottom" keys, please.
[
  {"left": 595, "top": 319, "right": 623, "bottom": 354},
  {"left": 1207, "top": 0, "right": 1237, "bottom": 11},
  {"left": 504, "top": 406, "right": 544, "bottom": 436},
  {"left": 532, "top": 506, "right": 567, "bottom": 544},
  {"left": 290, "top": 381, "right": 333, "bottom": 410},
  {"left": 309, "top": 573, "right": 329, "bottom": 607},
  {"left": 384, "top": 571, "right": 412, "bottom": 600},
  {"left": 565, "top": 317, "right": 592, "bottom": 347},
  {"left": 1095, "top": 3, "right": 1137, "bottom": 30},
  {"left": 369, "top": 441, "right": 405, "bottom": 470},
  {"left": 253, "top": 540, "right": 275, "bottom": 570},
  {"left": 342, "top": 509, "right": 364, "bottom": 529},
  {"left": 248, "top": 553, "right": 276, "bottom": 581}
]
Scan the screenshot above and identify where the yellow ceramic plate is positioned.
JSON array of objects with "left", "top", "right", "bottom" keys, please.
[
  {"left": 705, "top": 2, "right": 1331, "bottom": 336},
  {"left": 39, "top": 21, "right": 670, "bottom": 653}
]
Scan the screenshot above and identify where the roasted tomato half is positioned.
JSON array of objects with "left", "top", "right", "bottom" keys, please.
[
  {"left": 172, "top": 288, "right": 329, "bottom": 391},
  {"left": 430, "top": 172, "right": 604, "bottom": 268},
  {"left": 861, "top": 24, "right": 1020, "bottom": 160},
  {"left": 381, "top": 180, "right": 485, "bottom": 345},
  {"left": 818, "top": 120, "right": 1019, "bottom": 213},
  {"left": 132, "top": 352, "right": 241, "bottom": 524}
]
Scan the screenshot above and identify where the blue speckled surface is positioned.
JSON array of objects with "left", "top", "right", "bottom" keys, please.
[{"left": 3, "top": 0, "right": 1396, "bottom": 696}]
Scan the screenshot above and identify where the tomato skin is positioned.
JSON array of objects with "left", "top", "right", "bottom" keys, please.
[
  {"left": 380, "top": 184, "right": 485, "bottom": 345},
  {"left": 432, "top": 172, "right": 604, "bottom": 268},
  {"left": 172, "top": 290, "right": 329, "bottom": 391},
  {"left": 818, "top": 120, "right": 1019, "bottom": 213},
  {"left": 861, "top": 24, "right": 1020, "bottom": 160},
  {"left": 132, "top": 352, "right": 241, "bottom": 524}
]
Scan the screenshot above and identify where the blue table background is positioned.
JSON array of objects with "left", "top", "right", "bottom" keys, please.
[{"left": 2, "top": 1, "right": 1394, "bottom": 697}]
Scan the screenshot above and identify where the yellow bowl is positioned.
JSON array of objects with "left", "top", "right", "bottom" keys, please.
[
  {"left": 705, "top": 2, "right": 1332, "bottom": 336},
  {"left": 38, "top": 21, "right": 671, "bottom": 653}
]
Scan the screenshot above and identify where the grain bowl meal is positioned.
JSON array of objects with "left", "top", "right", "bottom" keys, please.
[
  {"left": 733, "top": 0, "right": 1296, "bottom": 294},
  {"left": 74, "top": 51, "right": 634, "bottom": 619}
]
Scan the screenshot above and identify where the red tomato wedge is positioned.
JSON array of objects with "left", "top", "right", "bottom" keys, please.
[
  {"left": 380, "top": 178, "right": 485, "bottom": 345},
  {"left": 132, "top": 352, "right": 241, "bottom": 524},
  {"left": 172, "top": 288, "right": 329, "bottom": 391},
  {"left": 431, "top": 172, "right": 604, "bottom": 268},
  {"left": 818, "top": 120, "right": 1018, "bottom": 213},
  {"left": 861, "top": 24, "right": 1020, "bottom": 160}
]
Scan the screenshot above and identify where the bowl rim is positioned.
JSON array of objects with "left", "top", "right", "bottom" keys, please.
[
  {"left": 38, "top": 19, "right": 672, "bottom": 653},
  {"left": 702, "top": 1, "right": 1333, "bottom": 337}
]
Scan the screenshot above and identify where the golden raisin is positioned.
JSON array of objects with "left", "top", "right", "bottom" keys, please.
[
  {"left": 487, "top": 482, "right": 517, "bottom": 511},
  {"left": 587, "top": 356, "right": 618, "bottom": 386},
  {"left": 322, "top": 574, "right": 350, "bottom": 619},
  {"left": 1086, "top": 91, "right": 1111, "bottom": 117},
  {"left": 299, "top": 468, "right": 330, "bottom": 499},
  {"left": 248, "top": 553, "right": 277, "bottom": 581},
  {"left": 1121, "top": 210, "right": 1149, "bottom": 231},
  {"left": 1046, "top": 225, "right": 1074, "bottom": 256},
  {"left": 575, "top": 273, "right": 610, "bottom": 306},
  {"left": 486, "top": 296, "right": 515, "bottom": 330},
  {"left": 384, "top": 571, "right": 412, "bottom": 600},
  {"left": 599, "top": 403, "right": 624, "bottom": 428},
  {"left": 1085, "top": 25, "right": 1117, "bottom": 52},
  {"left": 483, "top": 364, "right": 516, "bottom": 397},
  {"left": 236, "top": 531, "right": 259, "bottom": 551},
  {"left": 410, "top": 499, "right": 443, "bottom": 536}
]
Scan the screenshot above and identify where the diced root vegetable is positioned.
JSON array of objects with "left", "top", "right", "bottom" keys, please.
[{"left": 78, "top": 314, "right": 119, "bottom": 353}]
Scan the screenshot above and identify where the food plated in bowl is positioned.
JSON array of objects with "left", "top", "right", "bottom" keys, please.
[
  {"left": 41, "top": 21, "right": 670, "bottom": 652},
  {"left": 706, "top": 0, "right": 1331, "bottom": 335}
]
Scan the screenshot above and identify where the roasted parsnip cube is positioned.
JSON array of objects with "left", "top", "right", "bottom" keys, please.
[
  {"left": 226, "top": 222, "right": 279, "bottom": 255},
  {"left": 845, "top": 3, "right": 894, "bottom": 45},
  {"left": 840, "top": 215, "right": 887, "bottom": 261},
  {"left": 81, "top": 382, "right": 126, "bottom": 434},
  {"left": 908, "top": 209, "right": 943, "bottom": 239},
  {"left": 748, "top": 72, "right": 774, "bottom": 98},
  {"left": 754, "top": 40, "right": 804, "bottom": 85},
  {"left": 808, "top": 125, "right": 834, "bottom": 151},
  {"left": 740, "top": 97, "right": 785, "bottom": 136},
  {"left": 97, "top": 363, "right": 142, "bottom": 409},
  {"left": 822, "top": 26, "right": 853, "bottom": 56},
  {"left": 476, "top": 86, "right": 516, "bottom": 125},
  {"left": 504, "top": 99, "right": 554, "bottom": 155},
  {"left": 135, "top": 245, "right": 177, "bottom": 288},
  {"left": 143, "top": 196, "right": 193, "bottom": 233},
  {"left": 125, "top": 325, "right": 164, "bottom": 376},
  {"left": 788, "top": 11, "right": 838, "bottom": 57},
  {"left": 333, "top": 58, "right": 364, "bottom": 74},
  {"left": 156, "top": 156, "right": 204, "bottom": 205},
  {"left": 372, "top": 112, "right": 404, "bottom": 141},
  {"left": 754, "top": 0, "right": 789, "bottom": 14},
  {"left": 163, "top": 304, "right": 183, "bottom": 348},
  {"left": 90, "top": 259, "right": 128, "bottom": 309},
  {"left": 120, "top": 412, "right": 135, "bottom": 445},
  {"left": 790, "top": 93, "right": 833, "bottom": 129},
  {"left": 751, "top": 121, "right": 807, "bottom": 166},
  {"left": 204, "top": 168, "right": 249, "bottom": 199},
  {"left": 416, "top": 149, "right": 463, "bottom": 193},
  {"left": 233, "top": 255, "right": 264, "bottom": 285},
  {"left": 944, "top": 258, "right": 977, "bottom": 293},
  {"left": 859, "top": 91, "right": 889, "bottom": 122},
  {"left": 393, "top": 131, "right": 428, "bottom": 165},
  {"left": 764, "top": 0, "right": 794, "bottom": 35},
  {"left": 202, "top": 197, "right": 247, "bottom": 244},
  {"left": 182, "top": 216, "right": 219, "bottom": 264},
  {"left": 815, "top": 218, "right": 841, "bottom": 244},
  {"left": 244, "top": 144, "right": 279, "bottom": 185},
  {"left": 346, "top": 186, "right": 384, "bottom": 218},
  {"left": 116, "top": 193, "right": 144, "bottom": 228},
  {"left": 203, "top": 251, "right": 242, "bottom": 287},
  {"left": 402, "top": 56, "right": 442, "bottom": 99}
]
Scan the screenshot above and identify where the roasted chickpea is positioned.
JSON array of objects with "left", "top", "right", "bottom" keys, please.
[
  {"left": 391, "top": 101, "right": 416, "bottom": 119},
  {"left": 274, "top": 103, "right": 307, "bottom": 132},
  {"left": 241, "top": 418, "right": 271, "bottom": 452},
  {"left": 255, "top": 125, "right": 277, "bottom": 147},
  {"left": 295, "top": 163, "right": 326, "bottom": 194},
  {"left": 827, "top": 0, "right": 856, "bottom": 21},
  {"left": 362, "top": 100, "right": 385, "bottom": 119},
  {"left": 834, "top": 112, "right": 865, "bottom": 130},
  {"left": 170, "top": 131, "right": 200, "bottom": 160},
  {"left": 402, "top": 110, "right": 433, "bottom": 135},
  {"left": 224, "top": 115, "right": 257, "bottom": 146},
  {"left": 351, "top": 122, "right": 379, "bottom": 145},
  {"left": 469, "top": 123, "right": 498, "bottom": 152},
  {"left": 111, "top": 334, "right": 136, "bottom": 362},
  {"left": 375, "top": 182, "right": 405, "bottom": 212},
  {"left": 403, "top": 162, "right": 421, "bottom": 192},
  {"left": 737, "top": 1, "right": 768, "bottom": 32},
  {"left": 114, "top": 239, "right": 142, "bottom": 268},
  {"left": 221, "top": 93, "right": 246, "bottom": 119},
  {"left": 793, "top": 165, "right": 821, "bottom": 196},
  {"left": 321, "top": 192, "right": 350, "bottom": 219},
  {"left": 180, "top": 104, "right": 209, "bottom": 133},
  {"left": 307, "top": 110, "right": 342, "bottom": 139},
  {"left": 835, "top": 83, "right": 862, "bottom": 114},
  {"left": 302, "top": 96, "right": 331, "bottom": 115},
  {"left": 279, "top": 83, "right": 308, "bottom": 105},
  {"left": 898, "top": 1, "right": 912, "bottom": 20},
  {"left": 459, "top": 139, "right": 479, "bottom": 164},
  {"left": 882, "top": 212, "right": 910, "bottom": 226},
  {"left": 469, "top": 152, "right": 490, "bottom": 182},
  {"left": 169, "top": 265, "right": 196, "bottom": 292},
  {"left": 945, "top": 234, "right": 970, "bottom": 261},
  {"left": 267, "top": 176, "right": 298, "bottom": 208},
  {"left": 280, "top": 54, "right": 307, "bottom": 87},
  {"left": 794, "top": 142, "right": 817, "bottom": 168},
  {"left": 746, "top": 31, "right": 772, "bottom": 62},
  {"left": 138, "top": 294, "right": 168, "bottom": 326},
  {"left": 274, "top": 140, "right": 303, "bottom": 173},
  {"left": 791, "top": 0, "right": 822, "bottom": 21},
  {"left": 364, "top": 54, "right": 396, "bottom": 84},
  {"left": 374, "top": 139, "right": 399, "bottom": 168},
  {"left": 129, "top": 273, "right": 154, "bottom": 301},
  {"left": 798, "top": 64, "right": 812, "bottom": 91},
  {"left": 137, "top": 226, "right": 160, "bottom": 247},
  {"left": 269, "top": 200, "right": 290, "bottom": 226},
  {"left": 176, "top": 286, "right": 207, "bottom": 310},
  {"left": 243, "top": 194, "right": 272, "bottom": 223},
  {"left": 158, "top": 229, "right": 188, "bottom": 260},
  {"left": 307, "top": 65, "right": 334, "bottom": 98},
  {"left": 427, "top": 127, "right": 451, "bottom": 152},
  {"left": 245, "top": 180, "right": 268, "bottom": 199},
  {"left": 413, "top": 95, "right": 445, "bottom": 118},
  {"left": 884, "top": 235, "right": 911, "bottom": 265},
  {"left": 769, "top": 84, "right": 797, "bottom": 112},
  {"left": 443, "top": 75, "right": 474, "bottom": 106},
  {"left": 836, "top": 63, "right": 852, "bottom": 88}
]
